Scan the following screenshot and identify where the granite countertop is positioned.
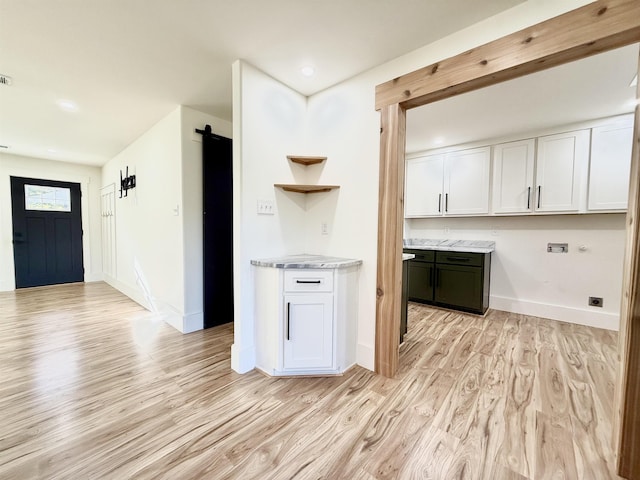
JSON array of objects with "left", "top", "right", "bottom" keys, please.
[
  {"left": 251, "top": 254, "right": 362, "bottom": 269},
  {"left": 404, "top": 238, "right": 495, "bottom": 253},
  {"left": 403, "top": 253, "right": 415, "bottom": 261}
]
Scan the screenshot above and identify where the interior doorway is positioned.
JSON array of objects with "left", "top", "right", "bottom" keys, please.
[{"left": 10, "top": 176, "right": 84, "bottom": 288}]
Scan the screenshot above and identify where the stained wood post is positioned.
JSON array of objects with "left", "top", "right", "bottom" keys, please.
[
  {"left": 375, "top": 103, "right": 406, "bottom": 378},
  {"left": 616, "top": 49, "right": 640, "bottom": 479}
]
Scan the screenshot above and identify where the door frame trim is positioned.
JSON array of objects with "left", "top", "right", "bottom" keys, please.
[{"left": 373, "top": 0, "right": 640, "bottom": 476}]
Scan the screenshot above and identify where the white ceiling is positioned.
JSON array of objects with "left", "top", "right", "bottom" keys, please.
[
  {"left": 0, "top": 0, "right": 523, "bottom": 166},
  {"left": 406, "top": 43, "right": 639, "bottom": 153}
]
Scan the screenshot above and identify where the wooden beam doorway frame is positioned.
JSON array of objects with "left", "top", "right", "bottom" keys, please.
[{"left": 374, "top": 0, "right": 640, "bottom": 477}]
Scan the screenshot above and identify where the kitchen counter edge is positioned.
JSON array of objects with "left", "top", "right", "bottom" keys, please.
[{"left": 251, "top": 254, "right": 363, "bottom": 269}]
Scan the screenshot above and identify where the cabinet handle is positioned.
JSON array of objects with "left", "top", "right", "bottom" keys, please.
[
  {"left": 527, "top": 186, "right": 531, "bottom": 209},
  {"left": 445, "top": 193, "right": 449, "bottom": 212},
  {"left": 438, "top": 193, "right": 442, "bottom": 212},
  {"left": 296, "top": 280, "right": 321, "bottom": 284},
  {"left": 537, "top": 186, "right": 541, "bottom": 209},
  {"left": 286, "top": 302, "right": 291, "bottom": 340},
  {"left": 446, "top": 256, "right": 470, "bottom": 262}
]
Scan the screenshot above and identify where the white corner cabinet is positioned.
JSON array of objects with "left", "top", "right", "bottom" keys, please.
[
  {"left": 405, "top": 146, "right": 490, "bottom": 217},
  {"left": 252, "top": 256, "right": 361, "bottom": 376},
  {"left": 406, "top": 114, "right": 634, "bottom": 218}
]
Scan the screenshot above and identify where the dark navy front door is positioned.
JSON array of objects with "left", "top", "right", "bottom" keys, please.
[{"left": 10, "top": 176, "right": 84, "bottom": 288}]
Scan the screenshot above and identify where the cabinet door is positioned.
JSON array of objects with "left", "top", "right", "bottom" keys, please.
[
  {"left": 588, "top": 122, "right": 633, "bottom": 211},
  {"left": 407, "top": 261, "right": 434, "bottom": 303},
  {"left": 492, "top": 139, "right": 535, "bottom": 214},
  {"left": 283, "top": 294, "right": 334, "bottom": 370},
  {"left": 405, "top": 154, "right": 444, "bottom": 217},
  {"left": 434, "top": 264, "right": 483, "bottom": 313},
  {"left": 444, "top": 146, "right": 490, "bottom": 215},
  {"left": 535, "top": 130, "right": 589, "bottom": 212}
]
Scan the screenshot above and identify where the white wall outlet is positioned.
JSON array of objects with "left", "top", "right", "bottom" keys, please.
[
  {"left": 491, "top": 225, "right": 499, "bottom": 236},
  {"left": 257, "top": 200, "right": 275, "bottom": 215},
  {"left": 444, "top": 225, "right": 450, "bottom": 235},
  {"left": 321, "top": 222, "right": 329, "bottom": 235}
]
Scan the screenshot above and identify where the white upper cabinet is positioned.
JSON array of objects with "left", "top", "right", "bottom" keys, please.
[
  {"left": 492, "top": 139, "right": 535, "bottom": 214},
  {"left": 405, "top": 154, "right": 444, "bottom": 217},
  {"left": 405, "top": 147, "right": 490, "bottom": 217},
  {"left": 588, "top": 120, "right": 634, "bottom": 211},
  {"left": 406, "top": 115, "right": 632, "bottom": 218},
  {"left": 443, "top": 147, "right": 491, "bottom": 215},
  {"left": 535, "top": 130, "right": 590, "bottom": 212}
]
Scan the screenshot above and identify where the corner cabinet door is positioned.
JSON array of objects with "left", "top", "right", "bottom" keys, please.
[
  {"left": 588, "top": 122, "right": 633, "bottom": 211},
  {"left": 492, "top": 139, "right": 535, "bottom": 214},
  {"left": 535, "top": 130, "right": 589, "bottom": 212},
  {"left": 405, "top": 154, "right": 444, "bottom": 217},
  {"left": 443, "top": 146, "right": 490, "bottom": 215},
  {"left": 283, "top": 294, "right": 334, "bottom": 370}
]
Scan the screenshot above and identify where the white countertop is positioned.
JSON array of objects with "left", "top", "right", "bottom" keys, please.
[
  {"left": 251, "top": 254, "right": 362, "bottom": 269},
  {"left": 404, "top": 238, "right": 495, "bottom": 253}
]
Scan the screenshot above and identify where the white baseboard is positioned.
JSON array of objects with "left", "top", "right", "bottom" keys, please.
[
  {"left": 183, "top": 311, "right": 203, "bottom": 333},
  {"left": 231, "top": 343, "right": 256, "bottom": 373},
  {"left": 103, "top": 275, "right": 151, "bottom": 311},
  {"left": 104, "top": 275, "right": 188, "bottom": 333},
  {"left": 490, "top": 295, "right": 620, "bottom": 331},
  {"left": 356, "top": 343, "right": 374, "bottom": 372},
  {"left": 84, "top": 272, "right": 104, "bottom": 283}
]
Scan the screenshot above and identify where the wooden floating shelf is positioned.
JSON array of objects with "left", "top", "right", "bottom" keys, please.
[
  {"left": 286, "top": 155, "right": 327, "bottom": 166},
  {"left": 274, "top": 184, "right": 340, "bottom": 194}
]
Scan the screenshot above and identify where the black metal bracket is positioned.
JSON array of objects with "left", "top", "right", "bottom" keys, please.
[
  {"left": 119, "top": 166, "right": 136, "bottom": 198},
  {"left": 195, "top": 124, "right": 227, "bottom": 141}
]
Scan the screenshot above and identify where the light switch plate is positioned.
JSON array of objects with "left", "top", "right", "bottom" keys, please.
[{"left": 257, "top": 200, "right": 275, "bottom": 215}]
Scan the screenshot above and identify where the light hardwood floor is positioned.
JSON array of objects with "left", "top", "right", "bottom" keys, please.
[{"left": 0, "top": 282, "right": 622, "bottom": 479}]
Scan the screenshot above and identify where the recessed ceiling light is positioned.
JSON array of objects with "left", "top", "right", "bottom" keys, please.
[
  {"left": 631, "top": 75, "right": 638, "bottom": 87},
  {"left": 47, "top": 148, "right": 58, "bottom": 153},
  {"left": 300, "top": 66, "right": 315, "bottom": 77},
  {"left": 433, "top": 137, "right": 445, "bottom": 145},
  {"left": 57, "top": 99, "right": 78, "bottom": 112}
]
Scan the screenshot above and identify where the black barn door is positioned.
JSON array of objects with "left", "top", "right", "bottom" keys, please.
[
  {"left": 10, "top": 176, "right": 84, "bottom": 288},
  {"left": 202, "top": 130, "right": 233, "bottom": 328}
]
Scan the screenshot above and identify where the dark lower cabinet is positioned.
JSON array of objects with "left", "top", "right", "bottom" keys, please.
[
  {"left": 400, "top": 259, "right": 409, "bottom": 344},
  {"left": 403, "top": 248, "right": 491, "bottom": 315},
  {"left": 408, "top": 261, "right": 434, "bottom": 302}
]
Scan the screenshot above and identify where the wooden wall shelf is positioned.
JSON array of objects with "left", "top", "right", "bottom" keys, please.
[
  {"left": 274, "top": 184, "right": 340, "bottom": 194},
  {"left": 286, "top": 156, "right": 327, "bottom": 166}
]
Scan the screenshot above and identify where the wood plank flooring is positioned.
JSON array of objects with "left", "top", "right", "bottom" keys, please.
[{"left": 0, "top": 282, "right": 622, "bottom": 479}]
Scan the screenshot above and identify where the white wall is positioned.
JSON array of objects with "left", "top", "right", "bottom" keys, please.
[
  {"left": 101, "top": 105, "right": 231, "bottom": 333},
  {"left": 102, "top": 107, "right": 185, "bottom": 328},
  {"left": 232, "top": 61, "right": 309, "bottom": 372},
  {"left": 0, "top": 153, "right": 102, "bottom": 291},
  {"left": 405, "top": 215, "right": 625, "bottom": 330}
]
